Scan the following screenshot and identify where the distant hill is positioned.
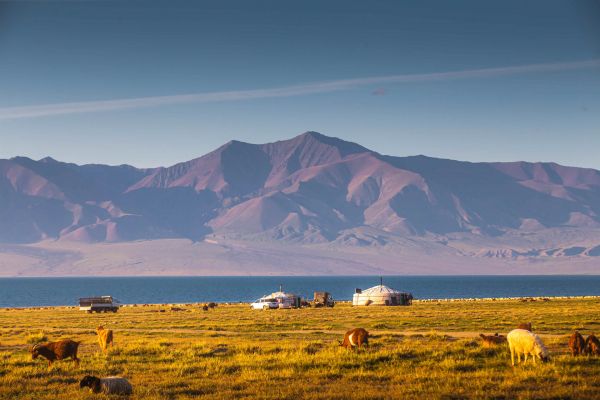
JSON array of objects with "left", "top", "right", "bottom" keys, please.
[{"left": 2, "top": 131, "right": 600, "bottom": 275}]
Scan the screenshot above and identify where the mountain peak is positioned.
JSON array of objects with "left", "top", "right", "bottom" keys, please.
[
  {"left": 298, "top": 131, "right": 326, "bottom": 139},
  {"left": 285, "top": 131, "right": 370, "bottom": 157},
  {"left": 39, "top": 156, "right": 58, "bottom": 163}
]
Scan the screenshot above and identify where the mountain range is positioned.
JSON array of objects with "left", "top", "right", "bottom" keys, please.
[{"left": 1, "top": 131, "right": 600, "bottom": 276}]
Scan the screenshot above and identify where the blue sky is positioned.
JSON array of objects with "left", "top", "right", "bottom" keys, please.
[{"left": 0, "top": 0, "right": 599, "bottom": 168}]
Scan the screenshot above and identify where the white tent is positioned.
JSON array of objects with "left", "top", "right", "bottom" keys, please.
[
  {"left": 252, "top": 286, "right": 302, "bottom": 309},
  {"left": 266, "top": 290, "right": 300, "bottom": 308},
  {"left": 352, "top": 284, "right": 413, "bottom": 306}
]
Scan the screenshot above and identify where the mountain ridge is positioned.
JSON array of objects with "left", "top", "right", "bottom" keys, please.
[{"left": 1, "top": 131, "right": 600, "bottom": 275}]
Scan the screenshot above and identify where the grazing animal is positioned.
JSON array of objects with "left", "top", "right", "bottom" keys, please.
[
  {"left": 568, "top": 331, "right": 586, "bottom": 356},
  {"left": 207, "top": 302, "right": 217, "bottom": 309},
  {"left": 340, "top": 328, "right": 369, "bottom": 350},
  {"left": 585, "top": 334, "right": 600, "bottom": 356},
  {"left": 517, "top": 322, "right": 532, "bottom": 331},
  {"left": 29, "top": 339, "right": 80, "bottom": 366},
  {"left": 96, "top": 326, "right": 114, "bottom": 353},
  {"left": 479, "top": 333, "right": 507, "bottom": 347},
  {"left": 202, "top": 305, "right": 209, "bottom": 311},
  {"left": 507, "top": 329, "right": 549, "bottom": 366},
  {"left": 80, "top": 375, "right": 133, "bottom": 395}
]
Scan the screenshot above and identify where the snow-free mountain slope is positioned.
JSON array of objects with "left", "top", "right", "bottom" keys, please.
[{"left": 1, "top": 131, "right": 600, "bottom": 275}]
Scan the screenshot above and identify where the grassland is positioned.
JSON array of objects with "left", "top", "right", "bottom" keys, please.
[{"left": 1, "top": 298, "right": 600, "bottom": 399}]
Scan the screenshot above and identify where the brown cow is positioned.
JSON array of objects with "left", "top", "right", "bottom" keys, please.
[
  {"left": 569, "top": 331, "right": 586, "bottom": 356},
  {"left": 517, "top": 322, "right": 532, "bottom": 331},
  {"left": 96, "top": 326, "right": 114, "bottom": 354},
  {"left": 340, "top": 328, "right": 369, "bottom": 350},
  {"left": 30, "top": 339, "right": 80, "bottom": 366},
  {"left": 585, "top": 334, "right": 600, "bottom": 356},
  {"left": 479, "top": 333, "right": 507, "bottom": 347}
]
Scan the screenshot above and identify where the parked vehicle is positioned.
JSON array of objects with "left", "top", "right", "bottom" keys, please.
[
  {"left": 79, "top": 296, "right": 122, "bottom": 313},
  {"left": 250, "top": 286, "right": 302, "bottom": 310},
  {"left": 250, "top": 297, "right": 279, "bottom": 310},
  {"left": 313, "top": 291, "right": 335, "bottom": 307}
]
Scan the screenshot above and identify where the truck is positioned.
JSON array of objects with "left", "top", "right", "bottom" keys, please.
[
  {"left": 79, "top": 296, "right": 122, "bottom": 313},
  {"left": 313, "top": 291, "right": 335, "bottom": 307}
]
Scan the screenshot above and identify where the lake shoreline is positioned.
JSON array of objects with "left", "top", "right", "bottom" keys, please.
[{"left": 4, "top": 294, "right": 600, "bottom": 310}]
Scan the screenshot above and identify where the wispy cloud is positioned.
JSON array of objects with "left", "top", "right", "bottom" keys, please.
[{"left": 1, "top": 59, "right": 599, "bottom": 120}]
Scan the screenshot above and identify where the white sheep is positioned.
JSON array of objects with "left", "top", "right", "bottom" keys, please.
[
  {"left": 507, "top": 328, "right": 550, "bottom": 366},
  {"left": 80, "top": 375, "right": 133, "bottom": 395}
]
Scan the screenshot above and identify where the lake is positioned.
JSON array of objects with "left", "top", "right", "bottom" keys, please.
[{"left": 1, "top": 275, "right": 600, "bottom": 307}]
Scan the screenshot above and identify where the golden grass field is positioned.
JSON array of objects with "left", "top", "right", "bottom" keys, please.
[{"left": 1, "top": 298, "right": 600, "bottom": 399}]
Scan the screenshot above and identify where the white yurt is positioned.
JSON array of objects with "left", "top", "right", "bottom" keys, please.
[
  {"left": 252, "top": 285, "right": 302, "bottom": 309},
  {"left": 352, "top": 282, "right": 413, "bottom": 306},
  {"left": 267, "top": 289, "right": 300, "bottom": 308}
]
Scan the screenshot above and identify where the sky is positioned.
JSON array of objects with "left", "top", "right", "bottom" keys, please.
[{"left": 0, "top": 0, "right": 599, "bottom": 168}]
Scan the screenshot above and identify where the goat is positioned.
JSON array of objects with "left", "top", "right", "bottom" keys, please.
[
  {"left": 479, "top": 333, "right": 507, "bottom": 347},
  {"left": 507, "top": 329, "right": 549, "bottom": 366},
  {"left": 96, "top": 326, "right": 114, "bottom": 354},
  {"left": 585, "top": 333, "right": 600, "bottom": 356},
  {"left": 568, "top": 331, "right": 586, "bottom": 356},
  {"left": 29, "top": 339, "right": 80, "bottom": 366},
  {"left": 339, "top": 328, "right": 369, "bottom": 350},
  {"left": 517, "top": 322, "right": 532, "bottom": 331},
  {"left": 80, "top": 375, "right": 132, "bottom": 395}
]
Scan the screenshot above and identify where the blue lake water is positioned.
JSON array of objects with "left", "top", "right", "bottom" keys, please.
[{"left": 1, "top": 275, "right": 600, "bottom": 307}]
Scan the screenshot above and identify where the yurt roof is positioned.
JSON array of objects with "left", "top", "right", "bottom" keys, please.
[
  {"left": 265, "top": 291, "right": 295, "bottom": 299},
  {"left": 360, "top": 285, "right": 405, "bottom": 295}
]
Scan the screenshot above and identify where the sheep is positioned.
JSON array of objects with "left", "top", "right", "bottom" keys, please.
[
  {"left": 507, "top": 329, "right": 549, "bottom": 366},
  {"left": 568, "top": 331, "right": 585, "bottom": 356},
  {"left": 96, "top": 326, "right": 114, "bottom": 354},
  {"left": 339, "top": 328, "right": 369, "bottom": 350},
  {"left": 29, "top": 339, "right": 80, "bottom": 367},
  {"left": 80, "top": 375, "right": 133, "bottom": 395},
  {"left": 202, "top": 305, "right": 209, "bottom": 311},
  {"left": 585, "top": 333, "right": 600, "bottom": 356},
  {"left": 517, "top": 322, "right": 532, "bottom": 331},
  {"left": 479, "top": 333, "right": 507, "bottom": 347}
]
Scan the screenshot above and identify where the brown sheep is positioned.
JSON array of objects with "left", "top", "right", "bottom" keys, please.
[
  {"left": 340, "top": 328, "right": 369, "bottom": 350},
  {"left": 569, "top": 331, "right": 586, "bottom": 356},
  {"left": 517, "top": 322, "right": 532, "bottom": 331},
  {"left": 96, "top": 326, "right": 114, "bottom": 354},
  {"left": 30, "top": 339, "right": 80, "bottom": 366},
  {"left": 202, "top": 305, "right": 209, "bottom": 311},
  {"left": 585, "top": 334, "right": 600, "bottom": 356},
  {"left": 479, "top": 333, "right": 507, "bottom": 347}
]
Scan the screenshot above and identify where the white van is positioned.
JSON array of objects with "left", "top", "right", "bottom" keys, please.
[{"left": 250, "top": 297, "right": 279, "bottom": 310}]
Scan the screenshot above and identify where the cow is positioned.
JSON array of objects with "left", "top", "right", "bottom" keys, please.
[
  {"left": 340, "top": 328, "right": 369, "bottom": 350},
  {"left": 30, "top": 339, "right": 80, "bottom": 366},
  {"left": 517, "top": 322, "right": 532, "bottom": 332},
  {"left": 479, "top": 333, "right": 507, "bottom": 347},
  {"left": 585, "top": 333, "right": 600, "bottom": 356},
  {"left": 568, "top": 331, "right": 585, "bottom": 356},
  {"left": 96, "top": 326, "right": 114, "bottom": 354}
]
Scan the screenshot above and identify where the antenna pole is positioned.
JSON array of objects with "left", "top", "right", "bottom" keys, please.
[{"left": 380, "top": 276, "right": 383, "bottom": 286}]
